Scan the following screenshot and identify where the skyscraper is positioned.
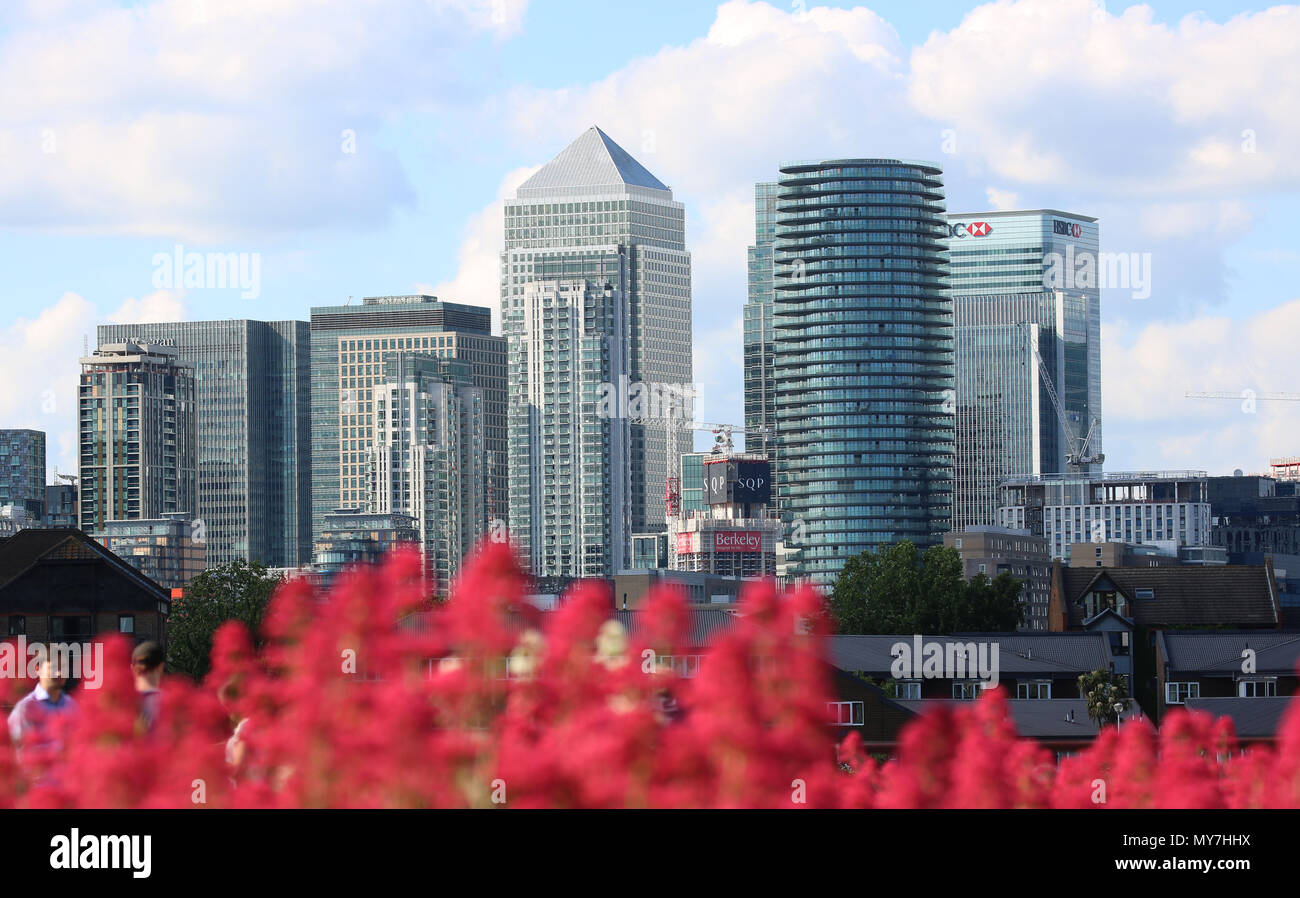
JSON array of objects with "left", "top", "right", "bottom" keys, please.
[
  {"left": 947, "top": 210, "right": 1102, "bottom": 531},
  {"left": 99, "top": 320, "right": 312, "bottom": 567},
  {"left": 743, "top": 182, "right": 779, "bottom": 501},
  {"left": 309, "top": 296, "right": 506, "bottom": 549},
  {"left": 773, "top": 159, "right": 953, "bottom": 586},
  {"left": 0, "top": 430, "right": 46, "bottom": 521},
  {"left": 78, "top": 341, "right": 197, "bottom": 534},
  {"left": 502, "top": 126, "right": 692, "bottom": 578},
  {"left": 368, "top": 353, "right": 486, "bottom": 593}
]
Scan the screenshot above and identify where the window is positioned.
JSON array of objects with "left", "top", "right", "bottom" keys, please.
[
  {"left": 118, "top": 615, "right": 135, "bottom": 634},
  {"left": 892, "top": 680, "right": 922, "bottom": 700},
  {"left": 827, "top": 701, "right": 864, "bottom": 726},
  {"left": 1018, "top": 681, "right": 1051, "bottom": 699},
  {"left": 7, "top": 615, "right": 24, "bottom": 636},
  {"left": 1238, "top": 678, "right": 1277, "bottom": 698},
  {"left": 977, "top": 563, "right": 986, "bottom": 574},
  {"left": 1108, "top": 630, "right": 1130, "bottom": 656},
  {"left": 1166, "top": 682, "right": 1200, "bottom": 704},
  {"left": 952, "top": 681, "right": 982, "bottom": 700},
  {"left": 50, "top": 616, "right": 92, "bottom": 640}
]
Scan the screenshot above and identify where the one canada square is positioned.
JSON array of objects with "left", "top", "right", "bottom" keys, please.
[
  {"left": 502, "top": 127, "right": 692, "bottom": 578},
  {"left": 772, "top": 159, "right": 954, "bottom": 585}
]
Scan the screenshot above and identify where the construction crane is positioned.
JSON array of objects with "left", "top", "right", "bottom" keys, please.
[
  {"left": 51, "top": 467, "right": 78, "bottom": 486},
  {"left": 1186, "top": 391, "right": 1300, "bottom": 402},
  {"left": 1034, "top": 348, "right": 1104, "bottom": 468}
]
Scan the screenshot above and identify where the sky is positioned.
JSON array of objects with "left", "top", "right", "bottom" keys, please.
[{"left": 2, "top": 0, "right": 1298, "bottom": 481}]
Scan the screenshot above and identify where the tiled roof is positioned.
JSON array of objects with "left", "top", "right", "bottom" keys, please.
[
  {"left": 516, "top": 126, "right": 670, "bottom": 196},
  {"left": 1183, "top": 697, "right": 1294, "bottom": 739},
  {"left": 891, "top": 698, "right": 1143, "bottom": 739},
  {"left": 400, "top": 607, "right": 737, "bottom": 648},
  {"left": 827, "top": 632, "right": 1111, "bottom": 676},
  {"left": 1160, "top": 630, "right": 1300, "bottom": 674},
  {"left": 0, "top": 528, "right": 167, "bottom": 598},
  {"left": 1060, "top": 565, "right": 1279, "bottom": 628}
]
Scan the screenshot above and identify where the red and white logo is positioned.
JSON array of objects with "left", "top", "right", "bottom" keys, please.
[
  {"left": 713, "top": 531, "right": 761, "bottom": 553},
  {"left": 949, "top": 221, "right": 993, "bottom": 238}
]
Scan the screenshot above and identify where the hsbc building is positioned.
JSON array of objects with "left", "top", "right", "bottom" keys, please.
[{"left": 945, "top": 210, "right": 1103, "bottom": 630}]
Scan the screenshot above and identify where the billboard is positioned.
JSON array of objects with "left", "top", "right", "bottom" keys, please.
[
  {"left": 703, "top": 459, "right": 772, "bottom": 505},
  {"left": 713, "top": 531, "right": 762, "bottom": 553},
  {"left": 675, "top": 532, "right": 697, "bottom": 555}
]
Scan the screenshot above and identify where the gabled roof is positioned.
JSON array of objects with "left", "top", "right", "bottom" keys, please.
[
  {"left": 1159, "top": 630, "right": 1300, "bottom": 674},
  {"left": 0, "top": 528, "right": 168, "bottom": 601},
  {"left": 827, "top": 632, "right": 1111, "bottom": 676},
  {"left": 516, "top": 126, "right": 671, "bottom": 197},
  {"left": 1060, "top": 565, "right": 1279, "bottom": 629},
  {"left": 1183, "top": 697, "right": 1294, "bottom": 739}
]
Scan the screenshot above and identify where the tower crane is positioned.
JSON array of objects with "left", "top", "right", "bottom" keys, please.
[{"left": 1034, "top": 348, "right": 1104, "bottom": 468}]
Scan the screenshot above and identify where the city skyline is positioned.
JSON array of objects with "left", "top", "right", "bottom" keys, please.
[{"left": 2, "top": 1, "right": 1298, "bottom": 488}]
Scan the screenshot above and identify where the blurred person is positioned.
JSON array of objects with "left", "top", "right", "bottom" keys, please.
[
  {"left": 7, "top": 657, "right": 79, "bottom": 777},
  {"left": 131, "top": 641, "right": 165, "bottom": 735}
]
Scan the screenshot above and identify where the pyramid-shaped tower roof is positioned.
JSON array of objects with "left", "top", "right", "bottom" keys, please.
[{"left": 516, "top": 126, "right": 671, "bottom": 198}]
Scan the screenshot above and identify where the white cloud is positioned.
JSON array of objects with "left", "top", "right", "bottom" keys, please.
[
  {"left": 0, "top": 0, "right": 527, "bottom": 240},
  {"left": 984, "top": 187, "right": 1020, "bottom": 211},
  {"left": 1102, "top": 299, "right": 1300, "bottom": 475}
]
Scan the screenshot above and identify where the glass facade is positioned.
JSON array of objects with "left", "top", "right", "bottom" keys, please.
[
  {"left": 308, "top": 297, "right": 506, "bottom": 554},
  {"left": 948, "top": 211, "right": 1102, "bottom": 530},
  {"left": 502, "top": 126, "right": 692, "bottom": 577},
  {"left": 99, "top": 320, "right": 313, "bottom": 567},
  {"left": 99, "top": 514, "right": 207, "bottom": 590},
  {"left": 0, "top": 430, "right": 46, "bottom": 520},
  {"left": 743, "top": 182, "right": 779, "bottom": 491},
  {"left": 773, "top": 159, "right": 954, "bottom": 585}
]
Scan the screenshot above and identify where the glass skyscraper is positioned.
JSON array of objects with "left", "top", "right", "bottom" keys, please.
[
  {"left": 99, "top": 320, "right": 313, "bottom": 567},
  {"left": 947, "top": 210, "right": 1101, "bottom": 531},
  {"left": 308, "top": 296, "right": 506, "bottom": 551},
  {"left": 743, "top": 182, "right": 779, "bottom": 478},
  {"left": 773, "top": 159, "right": 953, "bottom": 585},
  {"left": 502, "top": 126, "right": 692, "bottom": 578}
]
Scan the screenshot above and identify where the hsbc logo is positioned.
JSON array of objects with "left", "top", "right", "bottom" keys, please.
[
  {"left": 1053, "top": 220, "right": 1083, "bottom": 238},
  {"left": 949, "top": 221, "right": 992, "bottom": 238}
]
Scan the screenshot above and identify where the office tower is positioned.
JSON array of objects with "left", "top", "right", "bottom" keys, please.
[
  {"left": 309, "top": 296, "right": 506, "bottom": 549},
  {"left": 99, "top": 321, "right": 312, "bottom": 567},
  {"left": 0, "top": 430, "right": 46, "bottom": 521},
  {"left": 947, "top": 210, "right": 1102, "bottom": 530},
  {"left": 502, "top": 126, "right": 692, "bottom": 577},
  {"left": 368, "top": 353, "right": 486, "bottom": 593},
  {"left": 773, "top": 159, "right": 953, "bottom": 586},
  {"left": 669, "top": 452, "right": 780, "bottom": 577},
  {"left": 99, "top": 514, "right": 208, "bottom": 590},
  {"left": 744, "top": 182, "right": 779, "bottom": 490},
  {"left": 78, "top": 341, "right": 198, "bottom": 533}
]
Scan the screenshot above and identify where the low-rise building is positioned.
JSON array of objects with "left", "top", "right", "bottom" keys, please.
[
  {"left": 1156, "top": 630, "right": 1300, "bottom": 728},
  {"left": 99, "top": 513, "right": 207, "bottom": 590},
  {"left": 944, "top": 526, "right": 1051, "bottom": 630}
]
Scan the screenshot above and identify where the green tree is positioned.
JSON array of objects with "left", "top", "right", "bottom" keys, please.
[
  {"left": 1078, "top": 667, "right": 1131, "bottom": 726},
  {"left": 166, "top": 559, "right": 283, "bottom": 680},
  {"left": 829, "top": 541, "right": 1025, "bottom": 634}
]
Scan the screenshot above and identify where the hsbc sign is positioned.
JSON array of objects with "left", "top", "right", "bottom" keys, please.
[
  {"left": 949, "top": 221, "right": 992, "bottom": 238},
  {"left": 1053, "top": 220, "right": 1083, "bottom": 238},
  {"left": 713, "top": 531, "right": 762, "bottom": 553}
]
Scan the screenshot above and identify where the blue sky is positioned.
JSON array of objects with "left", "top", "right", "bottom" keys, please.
[{"left": 2, "top": 0, "right": 1298, "bottom": 479}]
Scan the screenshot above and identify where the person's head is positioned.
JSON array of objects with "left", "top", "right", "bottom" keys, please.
[
  {"left": 131, "top": 641, "right": 164, "bottom": 688},
  {"left": 38, "top": 659, "right": 67, "bottom": 697}
]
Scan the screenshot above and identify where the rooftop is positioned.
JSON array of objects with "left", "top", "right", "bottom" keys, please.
[{"left": 516, "top": 126, "right": 671, "bottom": 198}]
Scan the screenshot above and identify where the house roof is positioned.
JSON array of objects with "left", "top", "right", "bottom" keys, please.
[
  {"left": 0, "top": 528, "right": 168, "bottom": 600},
  {"left": 1183, "top": 697, "right": 1294, "bottom": 739},
  {"left": 401, "top": 607, "right": 738, "bottom": 648},
  {"left": 827, "top": 632, "right": 1111, "bottom": 676},
  {"left": 1158, "top": 630, "right": 1300, "bottom": 674},
  {"left": 516, "top": 126, "right": 671, "bottom": 197},
  {"left": 891, "top": 698, "right": 1142, "bottom": 740},
  {"left": 1060, "top": 565, "right": 1279, "bottom": 628}
]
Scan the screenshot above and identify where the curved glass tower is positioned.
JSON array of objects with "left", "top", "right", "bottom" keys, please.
[{"left": 773, "top": 159, "right": 953, "bottom": 585}]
